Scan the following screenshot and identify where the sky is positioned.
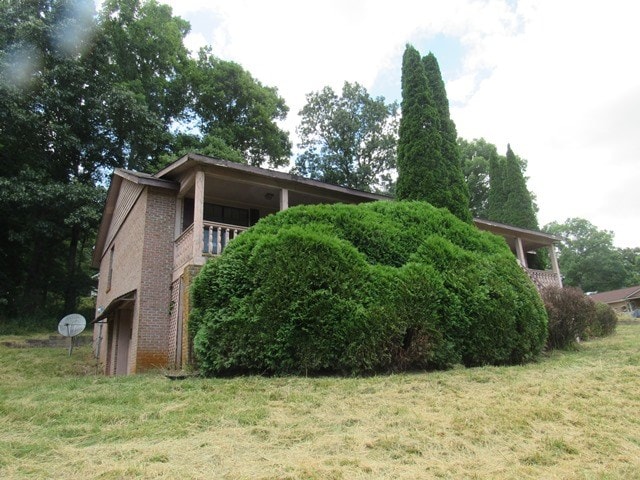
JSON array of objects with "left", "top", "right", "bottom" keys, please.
[{"left": 160, "top": 0, "right": 639, "bottom": 248}]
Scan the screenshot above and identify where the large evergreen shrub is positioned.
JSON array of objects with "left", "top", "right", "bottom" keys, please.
[{"left": 190, "top": 201, "right": 548, "bottom": 376}]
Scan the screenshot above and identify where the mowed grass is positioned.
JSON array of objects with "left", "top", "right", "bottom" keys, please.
[{"left": 1, "top": 323, "right": 640, "bottom": 479}]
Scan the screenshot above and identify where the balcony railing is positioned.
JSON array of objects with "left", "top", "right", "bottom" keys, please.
[
  {"left": 202, "top": 221, "right": 247, "bottom": 255},
  {"left": 525, "top": 268, "right": 562, "bottom": 290}
]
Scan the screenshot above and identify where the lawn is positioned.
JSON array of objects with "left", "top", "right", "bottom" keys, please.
[{"left": 1, "top": 323, "right": 639, "bottom": 479}]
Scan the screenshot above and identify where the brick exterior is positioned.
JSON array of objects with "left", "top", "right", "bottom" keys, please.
[
  {"left": 136, "top": 187, "right": 176, "bottom": 372},
  {"left": 95, "top": 187, "right": 147, "bottom": 374},
  {"left": 94, "top": 184, "right": 176, "bottom": 374}
]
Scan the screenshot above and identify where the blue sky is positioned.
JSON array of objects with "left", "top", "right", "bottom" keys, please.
[{"left": 161, "top": 0, "right": 639, "bottom": 248}]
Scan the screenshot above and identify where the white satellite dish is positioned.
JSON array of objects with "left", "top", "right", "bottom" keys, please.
[{"left": 58, "top": 314, "right": 86, "bottom": 355}]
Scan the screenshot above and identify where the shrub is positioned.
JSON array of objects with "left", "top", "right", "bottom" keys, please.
[
  {"left": 589, "top": 303, "right": 618, "bottom": 338},
  {"left": 540, "top": 286, "right": 596, "bottom": 349},
  {"left": 190, "top": 201, "right": 548, "bottom": 376}
]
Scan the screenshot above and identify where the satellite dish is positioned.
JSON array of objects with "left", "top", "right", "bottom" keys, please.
[
  {"left": 58, "top": 314, "right": 86, "bottom": 337},
  {"left": 58, "top": 314, "right": 86, "bottom": 356}
]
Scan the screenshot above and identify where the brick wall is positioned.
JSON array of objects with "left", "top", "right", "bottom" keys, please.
[
  {"left": 94, "top": 186, "right": 148, "bottom": 373},
  {"left": 136, "top": 187, "right": 177, "bottom": 372}
]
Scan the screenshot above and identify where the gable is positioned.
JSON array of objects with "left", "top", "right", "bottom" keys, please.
[
  {"left": 104, "top": 180, "right": 144, "bottom": 256},
  {"left": 92, "top": 169, "right": 178, "bottom": 267}
]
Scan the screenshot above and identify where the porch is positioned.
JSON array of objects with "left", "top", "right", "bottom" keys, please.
[
  {"left": 164, "top": 157, "right": 388, "bottom": 277},
  {"left": 474, "top": 219, "right": 563, "bottom": 290}
]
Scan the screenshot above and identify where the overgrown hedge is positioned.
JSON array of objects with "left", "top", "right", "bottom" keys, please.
[
  {"left": 190, "top": 201, "right": 548, "bottom": 375},
  {"left": 540, "top": 286, "right": 618, "bottom": 350}
]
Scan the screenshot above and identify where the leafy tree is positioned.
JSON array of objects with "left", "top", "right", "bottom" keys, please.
[
  {"left": 0, "top": 0, "right": 110, "bottom": 315},
  {"left": 458, "top": 138, "right": 499, "bottom": 218},
  {"left": 396, "top": 45, "right": 471, "bottom": 222},
  {"left": 0, "top": 0, "right": 293, "bottom": 320},
  {"left": 544, "top": 218, "right": 631, "bottom": 292},
  {"left": 295, "top": 81, "right": 398, "bottom": 192},
  {"left": 96, "top": 0, "right": 192, "bottom": 173},
  {"left": 620, "top": 247, "right": 640, "bottom": 285},
  {"left": 185, "top": 47, "right": 291, "bottom": 168}
]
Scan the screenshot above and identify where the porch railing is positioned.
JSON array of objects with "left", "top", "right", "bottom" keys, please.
[
  {"left": 202, "top": 221, "right": 247, "bottom": 255},
  {"left": 525, "top": 268, "right": 562, "bottom": 290}
]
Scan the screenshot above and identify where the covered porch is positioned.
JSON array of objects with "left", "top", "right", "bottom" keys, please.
[
  {"left": 474, "top": 219, "right": 563, "bottom": 290},
  {"left": 159, "top": 154, "right": 388, "bottom": 276}
]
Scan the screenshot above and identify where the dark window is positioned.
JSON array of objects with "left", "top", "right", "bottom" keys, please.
[
  {"left": 182, "top": 199, "right": 252, "bottom": 229},
  {"left": 203, "top": 203, "right": 249, "bottom": 227},
  {"left": 182, "top": 198, "right": 194, "bottom": 230}
]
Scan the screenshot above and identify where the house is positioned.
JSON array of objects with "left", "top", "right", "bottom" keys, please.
[
  {"left": 92, "top": 153, "right": 562, "bottom": 375},
  {"left": 588, "top": 285, "right": 640, "bottom": 314}
]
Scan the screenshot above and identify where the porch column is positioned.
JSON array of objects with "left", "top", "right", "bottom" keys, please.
[
  {"left": 192, "top": 170, "right": 205, "bottom": 264},
  {"left": 279, "top": 188, "right": 289, "bottom": 211},
  {"left": 547, "top": 244, "right": 563, "bottom": 287},
  {"left": 515, "top": 237, "right": 527, "bottom": 267}
]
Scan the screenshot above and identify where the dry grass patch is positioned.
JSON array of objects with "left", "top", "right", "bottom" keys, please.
[{"left": 1, "top": 323, "right": 640, "bottom": 479}]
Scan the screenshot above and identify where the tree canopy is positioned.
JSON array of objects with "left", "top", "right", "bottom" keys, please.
[
  {"left": 544, "top": 218, "right": 633, "bottom": 292},
  {"left": 0, "top": 0, "right": 292, "bottom": 319},
  {"left": 295, "top": 81, "right": 398, "bottom": 192},
  {"left": 458, "top": 138, "right": 497, "bottom": 218}
]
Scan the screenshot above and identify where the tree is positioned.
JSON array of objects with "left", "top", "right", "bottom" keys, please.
[
  {"left": 185, "top": 48, "right": 291, "bottom": 168},
  {"left": 0, "top": 0, "right": 110, "bottom": 315},
  {"left": 620, "top": 247, "right": 640, "bottom": 285},
  {"left": 0, "top": 0, "right": 293, "bottom": 319},
  {"left": 422, "top": 53, "right": 471, "bottom": 222},
  {"left": 491, "top": 144, "right": 538, "bottom": 230},
  {"left": 458, "top": 138, "right": 498, "bottom": 218},
  {"left": 544, "top": 218, "right": 631, "bottom": 292},
  {"left": 295, "top": 81, "right": 398, "bottom": 192},
  {"left": 396, "top": 45, "right": 471, "bottom": 222},
  {"left": 97, "top": 0, "right": 192, "bottom": 173}
]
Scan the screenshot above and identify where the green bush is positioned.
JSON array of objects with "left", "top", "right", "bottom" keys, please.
[
  {"left": 589, "top": 302, "right": 618, "bottom": 338},
  {"left": 541, "top": 286, "right": 596, "bottom": 349},
  {"left": 0, "top": 315, "right": 58, "bottom": 335},
  {"left": 190, "top": 201, "right": 548, "bottom": 375}
]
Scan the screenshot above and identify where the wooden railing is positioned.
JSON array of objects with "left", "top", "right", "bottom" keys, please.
[
  {"left": 202, "top": 221, "right": 247, "bottom": 255},
  {"left": 174, "top": 222, "right": 248, "bottom": 271},
  {"left": 525, "top": 268, "right": 562, "bottom": 290}
]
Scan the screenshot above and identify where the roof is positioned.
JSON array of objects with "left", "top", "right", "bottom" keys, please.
[
  {"left": 588, "top": 285, "right": 640, "bottom": 304},
  {"left": 473, "top": 218, "right": 561, "bottom": 245},
  {"left": 155, "top": 153, "right": 390, "bottom": 202}
]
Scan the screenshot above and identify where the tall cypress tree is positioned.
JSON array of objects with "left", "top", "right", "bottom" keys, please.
[
  {"left": 487, "top": 154, "right": 507, "bottom": 222},
  {"left": 422, "top": 53, "right": 471, "bottom": 222},
  {"left": 501, "top": 144, "right": 538, "bottom": 229},
  {"left": 487, "top": 144, "right": 538, "bottom": 229},
  {"left": 396, "top": 45, "right": 471, "bottom": 222},
  {"left": 396, "top": 45, "right": 439, "bottom": 203}
]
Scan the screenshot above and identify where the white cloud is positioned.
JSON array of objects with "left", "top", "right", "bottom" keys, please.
[{"left": 162, "top": 0, "right": 639, "bottom": 247}]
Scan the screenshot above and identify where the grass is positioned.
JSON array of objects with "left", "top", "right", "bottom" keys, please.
[{"left": 1, "top": 323, "right": 640, "bottom": 479}]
